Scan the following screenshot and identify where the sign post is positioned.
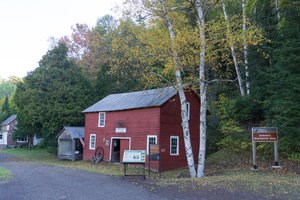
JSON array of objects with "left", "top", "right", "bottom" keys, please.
[
  {"left": 148, "top": 144, "right": 160, "bottom": 177},
  {"left": 123, "top": 150, "right": 146, "bottom": 178},
  {"left": 251, "top": 127, "right": 280, "bottom": 170}
]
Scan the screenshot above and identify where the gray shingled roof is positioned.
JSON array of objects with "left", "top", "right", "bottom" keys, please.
[
  {"left": 83, "top": 86, "right": 177, "bottom": 113},
  {"left": 57, "top": 126, "right": 85, "bottom": 139},
  {"left": 1, "top": 114, "right": 17, "bottom": 126}
]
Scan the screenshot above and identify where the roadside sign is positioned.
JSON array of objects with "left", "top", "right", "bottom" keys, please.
[
  {"left": 251, "top": 127, "right": 280, "bottom": 170},
  {"left": 252, "top": 127, "right": 278, "bottom": 142},
  {"left": 148, "top": 144, "right": 161, "bottom": 177},
  {"left": 123, "top": 150, "right": 146, "bottom": 163},
  {"left": 122, "top": 150, "right": 146, "bottom": 179},
  {"left": 149, "top": 144, "right": 160, "bottom": 161}
]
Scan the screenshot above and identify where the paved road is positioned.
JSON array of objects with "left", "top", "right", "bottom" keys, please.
[{"left": 0, "top": 153, "right": 167, "bottom": 200}]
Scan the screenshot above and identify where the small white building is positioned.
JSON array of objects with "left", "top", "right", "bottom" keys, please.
[{"left": 57, "top": 126, "right": 85, "bottom": 161}]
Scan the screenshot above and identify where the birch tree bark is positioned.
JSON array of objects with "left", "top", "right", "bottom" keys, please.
[
  {"left": 194, "top": 0, "right": 208, "bottom": 178},
  {"left": 275, "top": 0, "right": 281, "bottom": 21},
  {"left": 160, "top": 0, "right": 197, "bottom": 178},
  {"left": 221, "top": 0, "right": 245, "bottom": 96},
  {"left": 242, "top": 0, "right": 250, "bottom": 95}
]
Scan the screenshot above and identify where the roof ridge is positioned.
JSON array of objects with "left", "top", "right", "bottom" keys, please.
[{"left": 83, "top": 86, "right": 178, "bottom": 113}]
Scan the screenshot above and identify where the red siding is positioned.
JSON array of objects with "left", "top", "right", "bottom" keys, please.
[
  {"left": 83, "top": 108, "right": 161, "bottom": 163},
  {"left": 83, "top": 89, "right": 200, "bottom": 172},
  {"left": 159, "top": 90, "right": 200, "bottom": 171}
]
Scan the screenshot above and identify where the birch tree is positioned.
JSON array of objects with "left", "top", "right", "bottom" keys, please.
[
  {"left": 242, "top": 0, "right": 250, "bottom": 95},
  {"left": 194, "top": 0, "right": 210, "bottom": 177},
  {"left": 221, "top": 0, "right": 245, "bottom": 96},
  {"left": 159, "top": 0, "right": 197, "bottom": 177},
  {"left": 275, "top": 0, "right": 280, "bottom": 21},
  {"left": 124, "top": 0, "right": 197, "bottom": 177}
]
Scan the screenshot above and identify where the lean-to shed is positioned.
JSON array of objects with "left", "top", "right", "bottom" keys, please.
[{"left": 57, "top": 126, "right": 85, "bottom": 161}]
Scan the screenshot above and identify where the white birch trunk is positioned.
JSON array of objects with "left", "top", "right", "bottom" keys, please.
[
  {"left": 275, "top": 0, "right": 281, "bottom": 21},
  {"left": 222, "top": 0, "right": 245, "bottom": 96},
  {"left": 160, "top": 0, "right": 196, "bottom": 178},
  {"left": 242, "top": 0, "right": 250, "bottom": 95},
  {"left": 195, "top": 0, "right": 208, "bottom": 178}
]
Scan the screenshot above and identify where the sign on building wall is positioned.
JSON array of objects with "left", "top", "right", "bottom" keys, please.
[{"left": 115, "top": 128, "right": 126, "bottom": 133}]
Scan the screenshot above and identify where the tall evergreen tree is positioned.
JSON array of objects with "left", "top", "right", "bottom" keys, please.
[
  {"left": 264, "top": 1, "right": 300, "bottom": 155},
  {"left": 14, "top": 43, "right": 93, "bottom": 145}
]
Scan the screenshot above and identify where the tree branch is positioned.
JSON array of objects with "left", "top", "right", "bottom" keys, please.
[
  {"left": 206, "top": 77, "right": 240, "bottom": 89},
  {"left": 204, "top": 0, "right": 219, "bottom": 17}
]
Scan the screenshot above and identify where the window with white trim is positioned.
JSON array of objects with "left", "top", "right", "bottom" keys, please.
[
  {"left": 147, "top": 135, "right": 157, "bottom": 155},
  {"left": 170, "top": 136, "right": 179, "bottom": 155},
  {"left": 186, "top": 102, "right": 190, "bottom": 120},
  {"left": 98, "top": 112, "right": 106, "bottom": 127},
  {"left": 17, "top": 137, "right": 28, "bottom": 143},
  {"left": 89, "top": 134, "right": 96, "bottom": 150}
]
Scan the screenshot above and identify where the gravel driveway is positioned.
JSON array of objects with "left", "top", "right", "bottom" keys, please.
[
  {"left": 0, "top": 153, "right": 167, "bottom": 200},
  {"left": 0, "top": 153, "right": 274, "bottom": 200}
]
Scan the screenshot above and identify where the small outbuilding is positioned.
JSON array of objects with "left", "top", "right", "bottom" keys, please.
[
  {"left": 57, "top": 126, "right": 85, "bottom": 161},
  {"left": 0, "top": 114, "right": 17, "bottom": 148}
]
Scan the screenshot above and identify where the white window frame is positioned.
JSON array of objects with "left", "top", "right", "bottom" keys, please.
[
  {"left": 17, "top": 137, "right": 28, "bottom": 143},
  {"left": 89, "top": 134, "right": 96, "bottom": 150},
  {"left": 98, "top": 112, "right": 106, "bottom": 127},
  {"left": 170, "top": 136, "right": 179, "bottom": 156},
  {"left": 147, "top": 135, "right": 157, "bottom": 155},
  {"left": 186, "top": 102, "right": 190, "bottom": 120}
]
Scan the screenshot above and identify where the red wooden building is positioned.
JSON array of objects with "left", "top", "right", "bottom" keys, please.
[{"left": 82, "top": 86, "right": 200, "bottom": 171}]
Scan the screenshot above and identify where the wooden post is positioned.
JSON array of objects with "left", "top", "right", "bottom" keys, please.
[{"left": 252, "top": 141, "right": 257, "bottom": 170}]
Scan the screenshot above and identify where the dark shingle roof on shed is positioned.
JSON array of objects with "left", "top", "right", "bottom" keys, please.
[
  {"left": 1, "top": 114, "right": 17, "bottom": 126},
  {"left": 83, "top": 86, "right": 177, "bottom": 113}
]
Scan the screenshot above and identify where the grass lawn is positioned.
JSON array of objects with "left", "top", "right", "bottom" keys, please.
[
  {"left": 0, "top": 166, "right": 12, "bottom": 181},
  {"left": 2, "top": 148, "right": 300, "bottom": 199},
  {"left": 2, "top": 148, "right": 135, "bottom": 176}
]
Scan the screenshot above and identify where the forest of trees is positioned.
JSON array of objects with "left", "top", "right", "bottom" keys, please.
[
  {"left": 0, "top": 77, "right": 19, "bottom": 122},
  {"left": 0, "top": 0, "right": 299, "bottom": 176}
]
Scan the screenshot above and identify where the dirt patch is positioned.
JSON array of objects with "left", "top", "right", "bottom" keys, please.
[
  {"left": 126, "top": 177, "right": 272, "bottom": 200},
  {"left": 124, "top": 158, "right": 300, "bottom": 200}
]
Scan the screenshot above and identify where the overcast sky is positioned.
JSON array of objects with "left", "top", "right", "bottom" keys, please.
[{"left": 0, "top": 0, "right": 121, "bottom": 79}]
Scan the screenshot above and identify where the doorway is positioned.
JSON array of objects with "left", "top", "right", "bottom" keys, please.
[
  {"left": 112, "top": 139, "right": 120, "bottom": 162},
  {"left": 110, "top": 137, "right": 131, "bottom": 163}
]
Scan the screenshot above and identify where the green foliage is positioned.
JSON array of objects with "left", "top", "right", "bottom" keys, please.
[
  {"left": 217, "top": 134, "right": 252, "bottom": 153},
  {"left": 262, "top": 1, "right": 300, "bottom": 156},
  {"left": 216, "top": 94, "right": 263, "bottom": 134},
  {"left": 0, "top": 96, "right": 10, "bottom": 122},
  {"left": 288, "top": 153, "right": 300, "bottom": 163},
  {"left": 206, "top": 149, "right": 249, "bottom": 167},
  {"left": 0, "top": 78, "right": 18, "bottom": 122},
  {"left": 14, "top": 43, "right": 94, "bottom": 144},
  {"left": 0, "top": 78, "right": 17, "bottom": 98}
]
